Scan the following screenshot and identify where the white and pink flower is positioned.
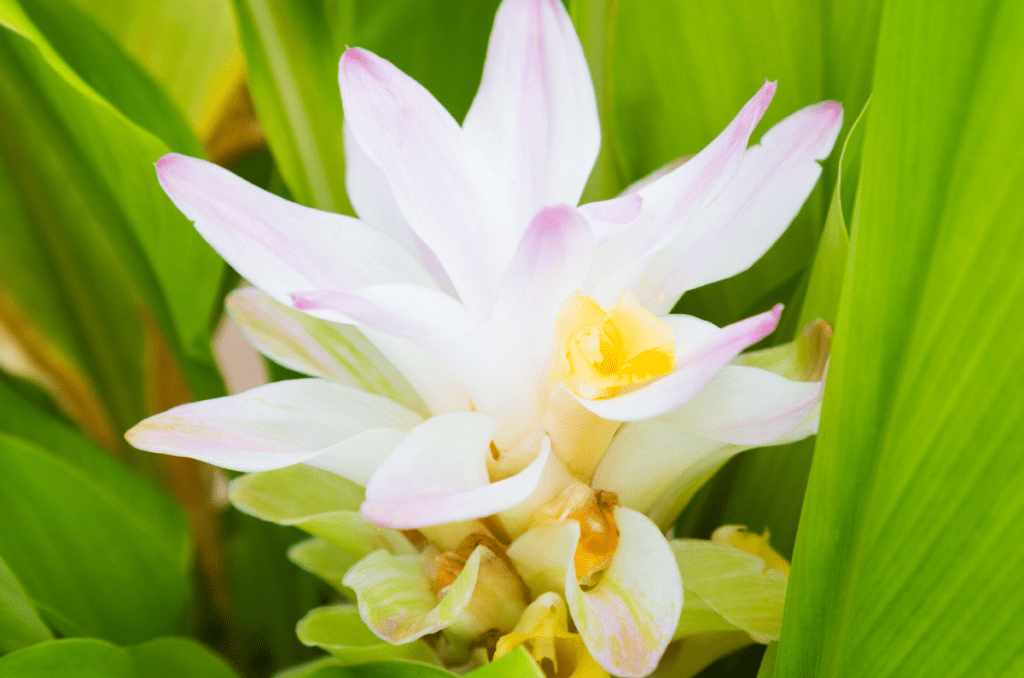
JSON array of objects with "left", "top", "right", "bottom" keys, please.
[{"left": 127, "top": 0, "right": 841, "bottom": 674}]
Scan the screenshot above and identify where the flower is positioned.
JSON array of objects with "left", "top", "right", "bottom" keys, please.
[{"left": 126, "top": 0, "right": 841, "bottom": 674}]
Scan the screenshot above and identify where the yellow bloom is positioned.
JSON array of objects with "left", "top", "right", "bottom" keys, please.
[{"left": 558, "top": 292, "right": 676, "bottom": 399}]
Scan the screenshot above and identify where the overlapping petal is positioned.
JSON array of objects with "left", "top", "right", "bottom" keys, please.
[
  {"left": 637, "top": 101, "right": 844, "bottom": 312},
  {"left": 126, "top": 379, "right": 422, "bottom": 472},
  {"left": 509, "top": 511, "right": 682, "bottom": 677},
  {"left": 587, "top": 81, "right": 776, "bottom": 306},
  {"left": 340, "top": 47, "right": 518, "bottom": 316},
  {"left": 574, "top": 305, "right": 782, "bottom": 421},
  {"left": 155, "top": 153, "right": 434, "bottom": 304},
  {"left": 343, "top": 123, "right": 456, "bottom": 295},
  {"left": 225, "top": 287, "right": 426, "bottom": 415},
  {"left": 295, "top": 285, "right": 544, "bottom": 442},
  {"left": 361, "top": 413, "right": 552, "bottom": 528},
  {"left": 593, "top": 360, "right": 823, "bottom": 520},
  {"left": 493, "top": 204, "right": 595, "bottom": 371},
  {"left": 462, "top": 0, "right": 600, "bottom": 226}
]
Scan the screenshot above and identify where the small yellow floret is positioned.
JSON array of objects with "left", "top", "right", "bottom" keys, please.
[
  {"left": 712, "top": 525, "right": 791, "bottom": 576},
  {"left": 557, "top": 292, "right": 676, "bottom": 399},
  {"left": 494, "top": 592, "right": 609, "bottom": 678}
]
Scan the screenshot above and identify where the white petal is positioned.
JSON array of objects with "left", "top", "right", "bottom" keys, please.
[
  {"left": 343, "top": 123, "right": 456, "bottom": 295},
  {"left": 462, "top": 0, "right": 600, "bottom": 225},
  {"left": 586, "top": 82, "right": 776, "bottom": 305},
  {"left": 225, "top": 287, "right": 426, "bottom": 415},
  {"left": 574, "top": 306, "right": 782, "bottom": 421},
  {"left": 361, "top": 414, "right": 552, "bottom": 528},
  {"left": 639, "top": 101, "right": 844, "bottom": 312},
  {"left": 493, "top": 204, "right": 594, "bottom": 371},
  {"left": 579, "top": 193, "right": 644, "bottom": 244},
  {"left": 567, "top": 508, "right": 682, "bottom": 677},
  {"left": 155, "top": 153, "right": 434, "bottom": 305},
  {"left": 305, "top": 428, "right": 406, "bottom": 487},
  {"left": 126, "top": 379, "right": 422, "bottom": 472},
  {"left": 340, "top": 48, "right": 518, "bottom": 316},
  {"left": 591, "top": 420, "right": 729, "bottom": 515},
  {"left": 296, "top": 286, "right": 543, "bottom": 445},
  {"left": 361, "top": 330, "right": 473, "bottom": 416},
  {"left": 664, "top": 364, "right": 824, "bottom": 445}
]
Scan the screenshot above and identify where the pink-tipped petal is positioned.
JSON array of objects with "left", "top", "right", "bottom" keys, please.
[
  {"left": 567, "top": 508, "right": 683, "bottom": 677},
  {"left": 125, "top": 379, "right": 422, "bottom": 473},
  {"left": 155, "top": 154, "right": 434, "bottom": 305},
  {"left": 292, "top": 284, "right": 478, "bottom": 341},
  {"left": 587, "top": 81, "right": 776, "bottom": 303},
  {"left": 579, "top": 193, "right": 644, "bottom": 244},
  {"left": 574, "top": 305, "right": 783, "bottom": 421},
  {"left": 638, "top": 101, "right": 845, "bottom": 311},
  {"left": 462, "top": 0, "right": 600, "bottom": 225},
  {"left": 361, "top": 414, "right": 552, "bottom": 528},
  {"left": 343, "top": 123, "right": 456, "bottom": 295},
  {"left": 493, "top": 204, "right": 594, "bottom": 370},
  {"left": 340, "top": 48, "right": 518, "bottom": 316},
  {"left": 665, "top": 365, "right": 824, "bottom": 445}
]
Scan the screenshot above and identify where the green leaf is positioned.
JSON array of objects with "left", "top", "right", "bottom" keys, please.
[
  {"left": 465, "top": 648, "right": 544, "bottom": 677},
  {"left": 296, "top": 605, "right": 438, "bottom": 666},
  {"left": 0, "top": 555, "right": 52, "bottom": 653},
  {"left": 0, "top": 638, "right": 239, "bottom": 678},
  {"left": 0, "top": 22, "right": 225, "bottom": 442},
  {"left": 0, "top": 375, "right": 191, "bottom": 573},
  {"left": 0, "top": 435, "right": 190, "bottom": 643},
  {"left": 13, "top": 0, "right": 203, "bottom": 156},
  {"left": 350, "top": 0, "right": 500, "bottom": 124},
  {"left": 65, "top": 0, "right": 243, "bottom": 138},
  {"left": 230, "top": 0, "right": 350, "bottom": 212},
  {"left": 224, "top": 515, "right": 329, "bottom": 675},
  {"left": 777, "top": 1, "right": 1024, "bottom": 676},
  {"left": 125, "top": 638, "right": 240, "bottom": 678}
]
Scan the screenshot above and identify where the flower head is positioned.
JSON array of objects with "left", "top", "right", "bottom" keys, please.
[{"left": 127, "top": 0, "right": 841, "bottom": 673}]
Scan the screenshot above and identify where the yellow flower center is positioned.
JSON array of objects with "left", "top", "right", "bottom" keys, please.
[{"left": 557, "top": 292, "right": 676, "bottom": 399}]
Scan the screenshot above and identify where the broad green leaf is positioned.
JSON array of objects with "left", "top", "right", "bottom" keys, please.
[
  {"left": 125, "top": 638, "right": 239, "bottom": 678},
  {"left": 296, "top": 605, "right": 438, "bottom": 665},
  {"left": 0, "top": 23, "right": 225, "bottom": 444},
  {"left": 13, "top": 0, "right": 202, "bottom": 156},
  {"left": 0, "top": 375, "right": 191, "bottom": 575},
  {"left": 0, "top": 555, "right": 52, "bottom": 653},
  {"left": 0, "top": 435, "right": 190, "bottom": 643},
  {"left": 777, "top": 1, "right": 1024, "bottom": 676},
  {"left": 66, "top": 0, "right": 243, "bottom": 138},
  {"left": 224, "top": 514, "right": 330, "bottom": 675},
  {"left": 0, "top": 638, "right": 239, "bottom": 678},
  {"left": 231, "top": 0, "right": 350, "bottom": 212}
]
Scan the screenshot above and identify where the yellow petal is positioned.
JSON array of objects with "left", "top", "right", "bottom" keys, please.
[{"left": 711, "top": 525, "right": 790, "bottom": 576}]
